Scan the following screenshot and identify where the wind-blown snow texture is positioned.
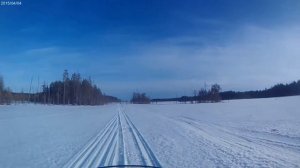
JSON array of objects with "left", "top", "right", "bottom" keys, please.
[{"left": 1, "top": 96, "right": 300, "bottom": 167}]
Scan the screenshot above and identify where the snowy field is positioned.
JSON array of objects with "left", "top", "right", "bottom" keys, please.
[{"left": 1, "top": 96, "right": 300, "bottom": 168}]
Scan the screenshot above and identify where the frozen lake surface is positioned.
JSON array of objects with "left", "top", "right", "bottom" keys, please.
[{"left": 1, "top": 96, "right": 300, "bottom": 167}]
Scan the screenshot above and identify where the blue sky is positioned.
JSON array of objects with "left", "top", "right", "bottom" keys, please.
[{"left": 1, "top": 0, "right": 300, "bottom": 99}]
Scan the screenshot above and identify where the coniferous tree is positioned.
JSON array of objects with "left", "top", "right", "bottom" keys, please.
[
  {"left": 0, "top": 76, "right": 3, "bottom": 103},
  {"left": 0, "top": 76, "right": 12, "bottom": 104},
  {"left": 63, "top": 70, "right": 69, "bottom": 104},
  {"left": 209, "top": 84, "right": 221, "bottom": 102}
]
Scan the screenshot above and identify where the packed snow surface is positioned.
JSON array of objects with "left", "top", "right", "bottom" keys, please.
[{"left": 1, "top": 96, "right": 300, "bottom": 168}]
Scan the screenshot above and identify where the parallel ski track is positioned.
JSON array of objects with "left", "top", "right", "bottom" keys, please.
[
  {"left": 63, "top": 105, "right": 161, "bottom": 168},
  {"left": 121, "top": 108, "right": 161, "bottom": 167}
]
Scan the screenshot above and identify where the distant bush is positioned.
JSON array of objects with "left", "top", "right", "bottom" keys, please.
[{"left": 131, "top": 92, "right": 151, "bottom": 104}]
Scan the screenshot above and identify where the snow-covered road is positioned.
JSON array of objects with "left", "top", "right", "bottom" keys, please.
[{"left": 1, "top": 96, "right": 300, "bottom": 167}]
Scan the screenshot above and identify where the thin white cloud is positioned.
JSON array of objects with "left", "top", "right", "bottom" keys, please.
[
  {"left": 2, "top": 24, "right": 300, "bottom": 99},
  {"left": 114, "top": 24, "right": 300, "bottom": 97},
  {"left": 24, "top": 47, "right": 60, "bottom": 55}
]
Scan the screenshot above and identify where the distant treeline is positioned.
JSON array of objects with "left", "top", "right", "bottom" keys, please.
[
  {"left": 153, "top": 84, "right": 222, "bottom": 103},
  {"left": 0, "top": 71, "right": 119, "bottom": 105},
  {"left": 152, "top": 80, "right": 300, "bottom": 103},
  {"left": 221, "top": 80, "right": 300, "bottom": 100},
  {"left": 32, "top": 70, "right": 119, "bottom": 105}
]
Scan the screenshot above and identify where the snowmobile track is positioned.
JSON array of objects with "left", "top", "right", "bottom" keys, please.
[{"left": 63, "top": 105, "right": 161, "bottom": 168}]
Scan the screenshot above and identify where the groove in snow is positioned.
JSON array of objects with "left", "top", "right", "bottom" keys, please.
[{"left": 63, "top": 105, "right": 161, "bottom": 168}]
